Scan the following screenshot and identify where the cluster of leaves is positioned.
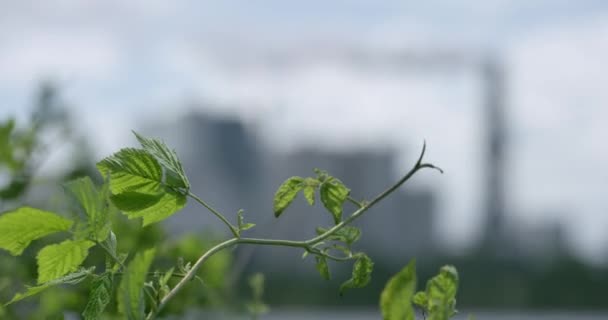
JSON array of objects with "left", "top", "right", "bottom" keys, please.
[
  {"left": 274, "top": 169, "right": 374, "bottom": 295},
  {"left": 1, "top": 126, "right": 457, "bottom": 320},
  {"left": 0, "top": 132, "right": 192, "bottom": 319},
  {"left": 380, "top": 260, "right": 460, "bottom": 320}
]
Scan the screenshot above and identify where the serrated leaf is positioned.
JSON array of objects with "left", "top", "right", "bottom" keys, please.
[
  {"left": 118, "top": 248, "right": 156, "bottom": 320},
  {"left": 97, "top": 148, "right": 163, "bottom": 195},
  {"left": 36, "top": 239, "right": 95, "bottom": 284},
  {"left": 82, "top": 272, "right": 113, "bottom": 320},
  {"left": 315, "top": 256, "right": 330, "bottom": 280},
  {"left": 0, "top": 207, "right": 73, "bottom": 256},
  {"left": 5, "top": 267, "right": 94, "bottom": 306},
  {"left": 98, "top": 148, "right": 186, "bottom": 226},
  {"left": 65, "top": 177, "right": 111, "bottom": 241},
  {"left": 316, "top": 226, "right": 361, "bottom": 246},
  {"left": 273, "top": 177, "right": 304, "bottom": 217},
  {"left": 425, "top": 265, "right": 459, "bottom": 320},
  {"left": 320, "top": 179, "right": 350, "bottom": 224},
  {"left": 133, "top": 131, "right": 190, "bottom": 190},
  {"left": 116, "top": 191, "right": 186, "bottom": 227},
  {"left": 340, "top": 254, "right": 373, "bottom": 295},
  {"left": 380, "top": 259, "right": 416, "bottom": 320}
]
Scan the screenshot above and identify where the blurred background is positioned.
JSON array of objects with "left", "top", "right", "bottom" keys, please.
[{"left": 1, "top": 1, "right": 607, "bottom": 319}]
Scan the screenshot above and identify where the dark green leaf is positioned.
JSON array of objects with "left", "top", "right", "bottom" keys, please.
[
  {"left": 315, "top": 256, "right": 330, "bottom": 280},
  {"left": 380, "top": 259, "right": 416, "bottom": 320},
  {"left": 273, "top": 177, "right": 304, "bottom": 217},
  {"left": 320, "top": 179, "right": 350, "bottom": 224},
  {"left": 0, "top": 207, "right": 73, "bottom": 256},
  {"left": 340, "top": 254, "right": 373, "bottom": 295},
  {"left": 82, "top": 273, "right": 113, "bottom": 320}
]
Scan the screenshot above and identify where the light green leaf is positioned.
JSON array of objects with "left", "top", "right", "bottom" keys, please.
[
  {"left": 98, "top": 148, "right": 187, "bottom": 226},
  {"left": 97, "top": 148, "right": 163, "bottom": 195},
  {"left": 0, "top": 207, "right": 73, "bottom": 256},
  {"left": 237, "top": 209, "right": 255, "bottom": 232},
  {"left": 380, "top": 260, "right": 416, "bottom": 320},
  {"left": 302, "top": 177, "right": 318, "bottom": 205},
  {"left": 36, "top": 239, "right": 95, "bottom": 284},
  {"left": 340, "top": 254, "right": 374, "bottom": 295},
  {"left": 64, "top": 177, "right": 111, "bottom": 241},
  {"left": 413, "top": 292, "right": 428, "bottom": 310},
  {"left": 425, "top": 265, "right": 459, "bottom": 320},
  {"left": 315, "top": 256, "right": 330, "bottom": 280},
  {"left": 316, "top": 226, "right": 361, "bottom": 246},
  {"left": 320, "top": 179, "right": 350, "bottom": 224},
  {"left": 133, "top": 131, "right": 190, "bottom": 190},
  {"left": 5, "top": 267, "right": 94, "bottom": 306},
  {"left": 273, "top": 176, "right": 304, "bottom": 217},
  {"left": 82, "top": 272, "right": 113, "bottom": 320},
  {"left": 118, "top": 248, "right": 156, "bottom": 320}
]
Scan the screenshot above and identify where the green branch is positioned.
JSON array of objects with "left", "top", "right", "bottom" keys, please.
[{"left": 146, "top": 141, "right": 441, "bottom": 319}]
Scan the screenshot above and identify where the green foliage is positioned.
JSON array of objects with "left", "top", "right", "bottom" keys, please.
[
  {"left": 380, "top": 260, "right": 417, "bottom": 320},
  {"left": 413, "top": 265, "right": 459, "bottom": 320},
  {"left": 340, "top": 254, "right": 374, "bottom": 295},
  {"left": 6, "top": 267, "right": 95, "bottom": 306},
  {"left": 0, "top": 207, "right": 73, "bottom": 255},
  {"left": 118, "top": 248, "right": 156, "bottom": 320},
  {"left": 133, "top": 131, "right": 190, "bottom": 190},
  {"left": 36, "top": 239, "right": 95, "bottom": 284},
  {"left": 1, "top": 127, "right": 449, "bottom": 320},
  {"left": 320, "top": 178, "right": 350, "bottom": 224},
  {"left": 273, "top": 176, "right": 305, "bottom": 217},
  {"left": 316, "top": 225, "right": 361, "bottom": 247},
  {"left": 97, "top": 137, "right": 188, "bottom": 226},
  {"left": 65, "top": 177, "right": 112, "bottom": 241},
  {"left": 82, "top": 272, "right": 113, "bottom": 320},
  {"left": 315, "top": 256, "right": 331, "bottom": 280}
]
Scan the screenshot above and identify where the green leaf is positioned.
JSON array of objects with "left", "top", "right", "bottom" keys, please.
[
  {"left": 36, "top": 239, "right": 95, "bottom": 284},
  {"left": 133, "top": 131, "right": 190, "bottom": 190},
  {"left": 380, "top": 260, "right": 417, "bottom": 320},
  {"left": 302, "top": 177, "right": 318, "bottom": 206},
  {"left": 320, "top": 179, "right": 350, "bottom": 224},
  {"left": 413, "top": 291, "right": 428, "bottom": 309},
  {"left": 273, "top": 176, "right": 304, "bottom": 217},
  {"left": 237, "top": 209, "right": 255, "bottom": 233},
  {"left": 113, "top": 191, "right": 186, "bottom": 227},
  {"left": 5, "top": 267, "right": 94, "bottom": 306},
  {"left": 118, "top": 248, "right": 156, "bottom": 320},
  {"left": 340, "top": 254, "right": 374, "bottom": 295},
  {"left": 0, "top": 207, "right": 73, "bottom": 256},
  {"left": 425, "top": 265, "right": 459, "bottom": 320},
  {"left": 64, "top": 177, "right": 111, "bottom": 241},
  {"left": 97, "top": 148, "right": 163, "bottom": 195},
  {"left": 82, "top": 272, "right": 113, "bottom": 320},
  {"left": 315, "top": 256, "right": 330, "bottom": 280},
  {"left": 98, "top": 148, "right": 187, "bottom": 226},
  {"left": 316, "top": 226, "right": 361, "bottom": 246}
]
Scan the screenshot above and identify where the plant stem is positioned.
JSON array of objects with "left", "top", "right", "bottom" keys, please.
[
  {"left": 188, "top": 191, "right": 240, "bottom": 238},
  {"left": 146, "top": 142, "right": 441, "bottom": 319}
]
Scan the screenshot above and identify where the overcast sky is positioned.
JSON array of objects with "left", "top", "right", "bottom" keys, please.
[{"left": 1, "top": 0, "right": 607, "bottom": 262}]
